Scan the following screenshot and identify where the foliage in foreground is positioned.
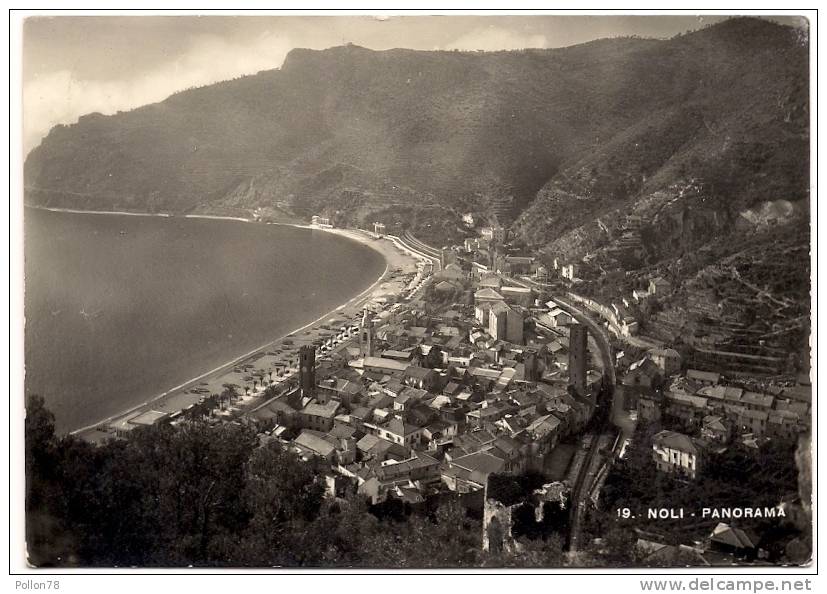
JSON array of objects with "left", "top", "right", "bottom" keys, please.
[{"left": 25, "top": 395, "right": 566, "bottom": 568}]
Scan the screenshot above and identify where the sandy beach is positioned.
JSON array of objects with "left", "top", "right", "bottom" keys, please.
[{"left": 67, "top": 218, "right": 428, "bottom": 442}]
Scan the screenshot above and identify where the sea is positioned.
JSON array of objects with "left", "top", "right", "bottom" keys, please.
[{"left": 23, "top": 207, "right": 385, "bottom": 433}]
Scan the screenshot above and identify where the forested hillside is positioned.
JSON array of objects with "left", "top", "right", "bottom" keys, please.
[{"left": 26, "top": 18, "right": 808, "bottom": 252}]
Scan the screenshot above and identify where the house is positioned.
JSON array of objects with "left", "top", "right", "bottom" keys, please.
[
  {"left": 436, "top": 324, "right": 462, "bottom": 338},
  {"left": 465, "top": 400, "right": 515, "bottom": 429},
  {"left": 249, "top": 398, "right": 297, "bottom": 427},
  {"left": 767, "top": 410, "right": 804, "bottom": 440},
  {"left": 490, "top": 435, "right": 527, "bottom": 474},
  {"left": 394, "top": 387, "right": 429, "bottom": 412},
  {"left": 488, "top": 301, "right": 509, "bottom": 342},
  {"left": 488, "top": 301, "right": 524, "bottom": 345},
  {"left": 701, "top": 415, "right": 731, "bottom": 444},
  {"left": 129, "top": 410, "right": 169, "bottom": 428},
  {"left": 363, "top": 356, "right": 409, "bottom": 378},
  {"left": 480, "top": 225, "right": 507, "bottom": 244},
  {"left": 468, "top": 366, "right": 502, "bottom": 391},
  {"left": 375, "top": 417, "right": 423, "bottom": 449},
  {"left": 329, "top": 422, "right": 359, "bottom": 441},
  {"left": 686, "top": 369, "right": 721, "bottom": 386},
  {"left": 381, "top": 349, "right": 416, "bottom": 363},
  {"left": 619, "top": 316, "right": 639, "bottom": 337},
  {"left": 479, "top": 274, "right": 502, "bottom": 290},
  {"left": 422, "top": 420, "right": 459, "bottom": 443},
  {"left": 547, "top": 307, "right": 573, "bottom": 327},
  {"left": 365, "top": 390, "right": 394, "bottom": 410},
  {"left": 727, "top": 406, "right": 769, "bottom": 436},
  {"left": 381, "top": 379, "right": 406, "bottom": 398},
  {"left": 356, "top": 433, "right": 408, "bottom": 462},
  {"left": 709, "top": 523, "right": 760, "bottom": 558},
  {"left": 621, "top": 358, "right": 663, "bottom": 409},
  {"left": 298, "top": 400, "right": 341, "bottom": 433},
  {"left": 442, "top": 381, "right": 463, "bottom": 397},
  {"left": 375, "top": 451, "right": 441, "bottom": 487},
  {"left": 503, "top": 256, "right": 535, "bottom": 276},
  {"left": 782, "top": 384, "right": 812, "bottom": 406},
  {"left": 624, "top": 358, "right": 663, "bottom": 389},
  {"left": 316, "top": 378, "right": 363, "bottom": 406},
  {"left": 546, "top": 340, "right": 565, "bottom": 358},
  {"left": 740, "top": 391, "right": 775, "bottom": 411},
  {"left": 652, "top": 430, "right": 704, "bottom": 479},
  {"left": 637, "top": 391, "right": 663, "bottom": 423},
  {"left": 648, "top": 348, "right": 682, "bottom": 376},
  {"left": 404, "top": 365, "right": 440, "bottom": 391},
  {"left": 522, "top": 414, "right": 562, "bottom": 456},
  {"left": 442, "top": 451, "right": 506, "bottom": 492},
  {"left": 474, "top": 288, "right": 505, "bottom": 305},
  {"left": 293, "top": 430, "right": 336, "bottom": 462},
  {"left": 664, "top": 391, "right": 708, "bottom": 427},
  {"left": 500, "top": 285, "right": 533, "bottom": 307}
]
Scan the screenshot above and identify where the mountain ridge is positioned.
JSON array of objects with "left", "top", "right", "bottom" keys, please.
[{"left": 25, "top": 18, "right": 808, "bottom": 254}]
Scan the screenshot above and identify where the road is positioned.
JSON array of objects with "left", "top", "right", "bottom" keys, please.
[
  {"left": 548, "top": 295, "right": 640, "bottom": 437},
  {"left": 406, "top": 238, "right": 634, "bottom": 552}
]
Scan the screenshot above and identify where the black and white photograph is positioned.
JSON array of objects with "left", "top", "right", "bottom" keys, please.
[{"left": 11, "top": 7, "right": 816, "bottom": 577}]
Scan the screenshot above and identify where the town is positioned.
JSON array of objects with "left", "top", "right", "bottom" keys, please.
[{"left": 95, "top": 216, "right": 811, "bottom": 566}]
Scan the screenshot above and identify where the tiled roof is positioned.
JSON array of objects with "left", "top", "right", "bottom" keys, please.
[
  {"left": 710, "top": 523, "right": 759, "bottom": 549},
  {"left": 653, "top": 430, "right": 701, "bottom": 455},
  {"left": 302, "top": 400, "right": 340, "bottom": 419},
  {"left": 687, "top": 369, "right": 721, "bottom": 383},
  {"left": 451, "top": 451, "right": 506, "bottom": 476},
  {"left": 475, "top": 288, "right": 504, "bottom": 300},
  {"left": 363, "top": 357, "right": 410, "bottom": 372},
  {"left": 295, "top": 430, "right": 336, "bottom": 457}
]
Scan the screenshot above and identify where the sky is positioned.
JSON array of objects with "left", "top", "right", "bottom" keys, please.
[{"left": 21, "top": 14, "right": 806, "bottom": 154}]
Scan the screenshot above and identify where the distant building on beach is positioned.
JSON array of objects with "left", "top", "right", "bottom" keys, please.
[{"left": 311, "top": 215, "right": 332, "bottom": 228}]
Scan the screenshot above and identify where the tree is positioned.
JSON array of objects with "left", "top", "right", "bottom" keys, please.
[
  {"left": 25, "top": 394, "right": 64, "bottom": 566},
  {"left": 423, "top": 345, "right": 444, "bottom": 369},
  {"left": 240, "top": 442, "right": 326, "bottom": 565}
]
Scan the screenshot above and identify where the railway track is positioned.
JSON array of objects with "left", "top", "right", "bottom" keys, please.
[{"left": 401, "top": 230, "right": 442, "bottom": 261}]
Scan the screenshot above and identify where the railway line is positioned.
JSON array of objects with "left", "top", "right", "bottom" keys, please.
[{"left": 394, "top": 231, "right": 625, "bottom": 552}]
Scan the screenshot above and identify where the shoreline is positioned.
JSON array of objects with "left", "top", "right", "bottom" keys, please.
[
  {"left": 69, "top": 254, "right": 390, "bottom": 437},
  {"left": 33, "top": 206, "right": 419, "bottom": 438}
]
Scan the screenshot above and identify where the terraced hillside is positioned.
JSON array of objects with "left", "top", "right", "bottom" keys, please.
[{"left": 25, "top": 18, "right": 810, "bottom": 356}]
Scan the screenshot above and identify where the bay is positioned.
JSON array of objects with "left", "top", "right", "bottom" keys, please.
[{"left": 23, "top": 208, "right": 385, "bottom": 433}]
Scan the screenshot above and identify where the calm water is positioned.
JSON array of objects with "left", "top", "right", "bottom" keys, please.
[{"left": 24, "top": 208, "right": 385, "bottom": 433}]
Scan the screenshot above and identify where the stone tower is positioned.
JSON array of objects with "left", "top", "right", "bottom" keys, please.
[
  {"left": 569, "top": 324, "right": 588, "bottom": 397},
  {"left": 524, "top": 350, "right": 541, "bottom": 382},
  {"left": 299, "top": 345, "right": 315, "bottom": 397}
]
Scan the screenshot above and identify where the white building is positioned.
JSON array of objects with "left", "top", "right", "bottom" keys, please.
[{"left": 652, "top": 430, "right": 703, "bottom": 480}]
